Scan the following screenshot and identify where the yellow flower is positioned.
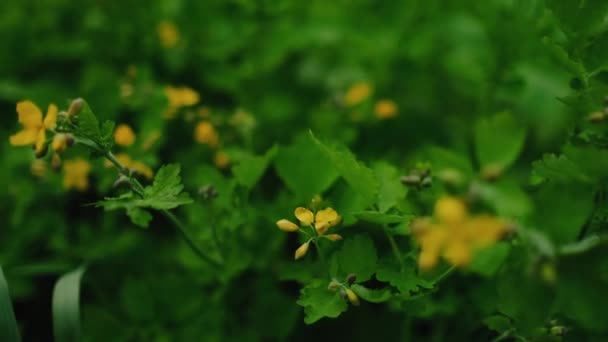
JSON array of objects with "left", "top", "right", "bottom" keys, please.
[
  {"left": 9, "top": 101, "right": 58, "bottom": 156},
  {"left": 63, "top": 159, "right": 91, "bottom": 191},
  {"left": 194, "top": 121, "right": 219, "bottom": 147},
  {"left": 104, "top": 153, "right": 154, "bottom": 179},
  {"left": 344, "top": 82, "right": 372, "bottom": 107},
  {"left": 114, "top": 124, "right": 136, "bottom": 146},
  {"left": 345, "top": 289, "right": 360, "bottom": 306},
  {"left": 51, "top": 133, "right": 70, "bottom": 153},
  {"left": 412, "top": 196, "right": 510, "bottom": 271},
  {"left": 163, "top": 86, "right": 200, "bottom": 119},
  {"left": 213, "top": 151, "right": 230, "bottom": 169},
  {"left": 374, "top": 99, "right": 398, "bottom": 120},
  {"left": 31, "top": 160, "right": 47, "bottom": 178},
  {"left": 157, "top": 20, "right": 180, "bottom": 49}
]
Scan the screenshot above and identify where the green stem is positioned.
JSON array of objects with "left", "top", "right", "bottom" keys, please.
[
  {"left": 76, "top": 137, "right": 220, "bottom": 267},
  {"left": 312, "top": 239, "right": 328, "bottom": 274},
  {"left": 384, "top": 225, "right": 404, "bottom": 270}
]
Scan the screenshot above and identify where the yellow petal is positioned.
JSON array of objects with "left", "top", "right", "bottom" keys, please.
[
  {"left": 418, "top": 250, "right": 440, "bottom": 271},
  {"left": 294, "top": 207, "right": 314, "bottom": 226},
  {"left": 435, "top": 196, "right": 467, "bottom": 224},
  {"left": 9, "top": 129, "right": 38, "bottom": 146},
  {"left": 43, "top": 103, "right": 58, "bottom": 129},
  {"left": 294, "top": 240, "right": 310, "bottom": 260},
  {"left": 374, "top": 99, "right": 398, "bottom": 120},
  {"left": 16, "top": 101, "right": 43, "bottom": 129},
  {"left": 443, "top": 240, "right": 471, "bottom": 267},
  {"left": 51, "top": 133, "right": 68, "bottom": 153},
  {"left": 276, "top": 219, "right": 299, "bottom": 232},
  {"left": 324, "top": 234, "right": 343, "bottom": 241},
  {"left": 315, "top": 207, "right": 339, "bottom": 229},
  {"left": 35, "top": 129, "right": 47, "bottom": 156}
]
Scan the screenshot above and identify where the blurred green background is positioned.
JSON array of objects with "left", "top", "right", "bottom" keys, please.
[{"left": 1, "top": 0, "right": 606, "bottom": 340}]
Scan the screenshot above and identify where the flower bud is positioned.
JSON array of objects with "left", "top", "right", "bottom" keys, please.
[
  {"left": 420, "top": 176, "right": 433, "bottom": 188},
  {"left": 400, "top": 174, "right": 421, "bottom": 186},
  {"left": 327, "top": 279, "right": 340, "bottom": 291},
  {"left": 345, "top": 289, "right": 360, "bottom": 306},
  {"left": 52, "top": 153, "right": 62, "bottom": 171},
  {"left": 68, "top": 98, "right": 85, "bottom": 118},
  {"left": 198, "top": 184, "right": 219, "bottom": 200},
  {"left": 294, "top": 240, "right": 310, "bottom": 260},
  {"left": 588, "top": 111, "right": 605, "bottom": 123},
  {"left": 51, "top": 133, "right": 68, "bottom": 153},
  {"left": 276, "top": 219, "right": 299, "bottom": 232},
  {"left": 324, "top": 234, "right": 343, "bottom": 241},
  {"left": 481, "top": 164, "right": 503, "bottom": 181},
  {"left": 346, "top": 274, "right": 356, "bottom": 285},
  {"left": 549, "top": 326, "right": 567, "bottom": 336},
  {"left": 34, "top": 142, "right": 49, "bottom": 159}
]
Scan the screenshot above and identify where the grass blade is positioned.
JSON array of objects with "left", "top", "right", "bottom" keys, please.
[
  {"left": 52, "top": 266, "right": 86, "bottom": 342},
  {"left": 0, "top": 265, "right": 20, "bottom": 342}
]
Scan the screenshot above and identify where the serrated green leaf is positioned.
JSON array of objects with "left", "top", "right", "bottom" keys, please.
[
  {"left": 232, "top": 145, "right": 278, "bottom": 188},
  {"left": 274, "top": 137, "right": 339, "bottom": 199},
  {"left": 141, "top": 164, "right": 193, "bottom": 210},
  {"left": 53, "top": 266, "right": 86, "bottom": 342},
  {"left": 0, "top": 266, "right": 20, "bottom": 342},
  {"left": 350, "top": 284, "right": 392, "bottom": 303},
  {"left": 474, "top": 112, "right": 526, "bottom": 171},
  {"left": 335, "top": 235, "right": 377, "bottom": 282},
  {"left": 531, "top": 153, "right": 587, "bottom": 184},
  {"left": 100, "top": 120, "right": 115, "bottom": 150},
  {"left": 373, "top": 162, "right": 407, "bottom": 212},
  {"left": 296, "top": 280, "right": 347, "bottom": 324},
  {"left": 352, "top": 211, "right": 407, "bottom": 225},
  {"left": 74, "top": 100, "right": 101, "bottom": 142},
  {"left": 126, "top": 207, "right": 152, "bottom": 228},
  {"left": 376, "top": 264, "right": 433, "bottom": 295},
  {"left": 476, "top": 181, "right": 532, "bottom": 218},
  {"left": 310, "top": 132, "right": 378, "bottom": 206}
]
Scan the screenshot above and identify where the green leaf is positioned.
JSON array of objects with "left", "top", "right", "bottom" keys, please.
[
  {"left": 74, "top": 100, "right": 101, "bottom": 142},
  {"left": 53, "top": 266, "right": 86, "bottom": 342},
  {"left": 532, "top": 182, "right": 594, "bottom": 245},
  {"left": 335, "top": 235, "right": 378, "bottom": 282},
  {"left": 423, "top": 146, "right": 474, "bottom": 176},
  {"left": 483, "top": 315, "right": 512, "bottom": 333},
  {"left": 296, "top": 280, "right": 347, "bottom": 324},
  {"left": 468, "top": 242, "right": 510, "bottom": 277},
  {"left": 476, "top": 181, "right": 532, "bottom": 218},
  {"left": 376, "top": 264, "right": 433, "bottom": 295},
  {"left": 531, "top": 153, "right": 587, "bottom": 184},
  {"left": 274, "top": 137, "right": 339, "bottom": 199},
  {"left": 0, "top": 266, "right": 20, "bottom": 342},
  {"left": 373, "top": 162, "right": 407, "bottom": 212},
  {"left": 99, "top": 120, "right": 115, "bottom": 151},
  {"left": 350, "top": 284, "right": 392, "bottom": 303},
  {"left": 474, "top": 112, "right": 526, "bottom": 171},
  {"left": 232, "top": 145, "right": 278, "bottom": 188},
  {"left": 126, "top": 207, "right": 153, "bottom": 228},
  {"left": 310, "top": 132, "right": 378, "bottom": 206},
  {"left": 352, "top": 211, "right": 408, "bottom": 225},
  {"left": 546, "top": 0, "right": 608, "bottom": 37}
]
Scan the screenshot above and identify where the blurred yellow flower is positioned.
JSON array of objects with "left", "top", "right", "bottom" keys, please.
[
  {"left": 114, "top": 124, "right": 136, "bottom": 146},
  {"left": 157, "top": 20, "right": 180, "bottom": 49},
  {"left": 163, "top": 86, "right": 200, "bottom": 119},
  {"left": 344, "top": 82, "right": 372, "bottom": 107},
  {"left": 214, "top": 151, "right": 230, "bottom": 169},
  {"left": 31, "top": 160, "right": 47, "bottom": 178},
  {"left": 412, "top": 196, "right": 510, "bottom": 271},
  {"left": 104, "top": 153, "right": 154, "bottom": 179},
  {"left": 9, "top": 100, "right": 58, "bottom": 156},
  {"left": 194, "top": 121, "right": 219, "bottom": 147},
  {"left": 63, "top": 159, "right": 91, "bottom": 191},
  {"left": 374, "top": 99, "right": 398, "bottom": 119}
]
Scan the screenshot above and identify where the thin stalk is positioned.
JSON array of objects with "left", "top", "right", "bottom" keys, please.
[
  {"left": 384, "top": 225, "right": 404, "bottom": 270},
  {"left": 77, "top": 137, "right": 220, "bottom": 267}
]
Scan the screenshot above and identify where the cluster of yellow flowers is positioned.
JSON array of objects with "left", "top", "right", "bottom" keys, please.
[
  {"left": 105, "top": 123, "right": 154, "bottom": 179},
  {"left": 343, "top": 82, "right": 399, "bottom": 120},
  {"left": 412, "top": 196, "right": 510, "bottom": 270},
  {"left": 276, "top": 206, "right": 342, "bottom": 260},
  {"left": 163, "top": 85, "right": 200, "bottom": 119}
]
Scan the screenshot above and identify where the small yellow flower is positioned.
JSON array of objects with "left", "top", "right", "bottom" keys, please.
[
  {"left": 374, "top": 99, "right": 398, "bottom": 120},
  {"left": 194, "top": 121, "right": 219, "bottom": 147},
  {"left": 294, "top": 240, "right": 311, "bottom": 260},
  {"left": 157, "top": 20, "right": 180, "bottom": 49},
  {"left": 412, "top": 196, "right": 510, "bottom": 271},
  {"left": 163, "top": 86, "right": 200, "bottom": 119},
  {"left": 114, "top": 124, "right": 136, "bottom": 146},
  {"left": 213, "top": 151, "right": 230, "bottom": 169},
  {"left": 51, "top": 133, "right": 69, "bottom": 153},
  {"left": 9, "top": 101, "right": 58, "bottom": 156},
  {"left": 104, "top": 153, "right": 154, "bottom": 179},
  {"left": 344, "top": 82, "right": 372, "bottom": 107},
  {"left": 63, "top": 159, "right": 91, "bottom": 191},
  {"left": 31, "top": 160, "right": 47, "bottom": 178}
]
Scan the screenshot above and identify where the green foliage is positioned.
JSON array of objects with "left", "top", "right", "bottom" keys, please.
[
  {"left": 474, "top": 112, "right": 526, "bottom": 171},
  {"left": 297, "top": 280, "right": 347, "bottom": 324},
  {"left": 0, "top": 266, "right": 20, "bottom": 342}
]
